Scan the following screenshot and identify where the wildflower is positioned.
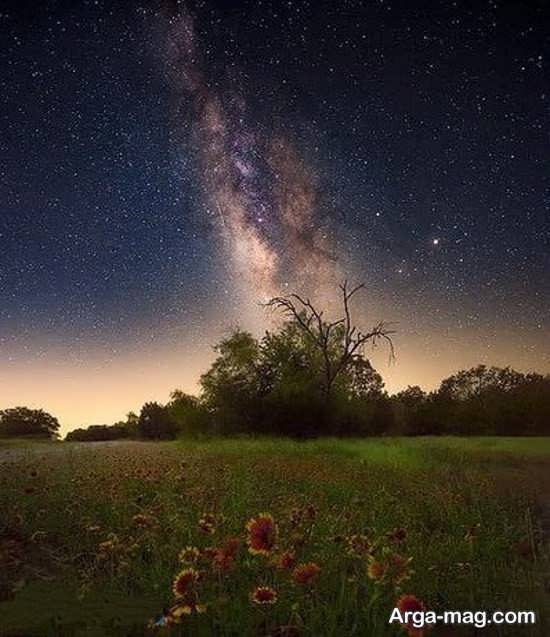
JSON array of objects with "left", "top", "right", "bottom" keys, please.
[
  {"left": 246, "top": 513, "right": 277, "bottom": 556},
  {"left": 367, "top": 558, "right": 386, "bottom": 582},
  {"left": 367, "top": 552, "right": 412, "bottom": 586},
  {"left": 346, "top": 534, "right": 371, "bottom": 558},
  {"left": 203, "top": 536, "right": 240, "bottom": 573},
  {"left": 250, "top": 585, "right": 278, "bottom": 605},
  {"left": 199, "top": 513, "right": 217, "bottom": 534},
  {"left": 396, "top": 594, "right": 428, "bottom": 636},
  {"left": 277, "top": 550, "right": 297, "bottom": 571},
  {"left": 172, "top": 568, "right": 199, "bottom": 599},
  {"left": 386, "top": 552, "right": 412, "bottom": 585},
  {"left": 178, "top": 546, "right": 200, "bottom": 564},
  {"left": 169, "top": 593, "right": 207, "bottom": 619},
  {"left": 201, "top": 546, "right": 218, "bottom": 561},
  {"left": 292, "top": 562, "right": 321, "bottom": 586}
]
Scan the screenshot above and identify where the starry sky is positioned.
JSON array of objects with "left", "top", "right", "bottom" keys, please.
[{"left": 1, "top": 0, "right": 549, "bottom": 434}]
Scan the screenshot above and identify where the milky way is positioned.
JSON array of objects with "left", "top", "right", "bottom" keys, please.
[{"left": 165, "top": 8, "right": 340, "bottom": 303}]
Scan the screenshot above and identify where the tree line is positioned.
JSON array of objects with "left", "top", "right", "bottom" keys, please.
[
  {"left": 3, "top": 363, "right": 549, "bottom": 442},
  {"left": 2, "top": 284, "right": 549, "bottom": 440}
]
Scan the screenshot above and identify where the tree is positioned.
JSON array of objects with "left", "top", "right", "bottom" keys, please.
[
  {"left": 391, "top": 386, "right": 432, "bottom": 435},
  {"left": 431, "top": 366, "right": 550, "bottom": 435},
  {"left": 124, "top": 411, "right": 139, "bottom": 438},
  {"left": 0, "top": 407, "right": 60, "bottom": 439},
  {"left": 137, "top": 402, "right": 178, "bottom": 440},
  {"left": 257, "top": 321, "right": 326, "bottom": 436},
  {"left": 199, "top": 292, "right": 392, "bottom": 437},
  {"left": 167, "top": 390, "right": 209, "bottom": 436},
  {"left": 344, "top": 357, "right": 385, "bottom": 400},
  {"left": 200, "top": 330, "right": 262, "bottom": 433},
  {"left": 265, "top": 281, "right": 395, "bottom": 402}
]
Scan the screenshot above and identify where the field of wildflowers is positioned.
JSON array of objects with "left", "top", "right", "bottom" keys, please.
[{"left": 0, "top": 437, "right": 549, "bottom": 636}]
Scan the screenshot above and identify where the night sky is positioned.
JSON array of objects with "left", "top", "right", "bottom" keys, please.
[{"left": 1, "top": 0, "right": 549, "bottom": 433}]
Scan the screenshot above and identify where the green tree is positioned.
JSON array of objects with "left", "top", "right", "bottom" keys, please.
[
  {"left": 167, "top": 390, "right": 209, "bottom": 436},
  {"left": 200, "top": 330, "right": 261, "bottom": 433},
  {"left": 257, "top": 321, "right": 325, "bottom": 436},
  {"left": 0, "top": 406, "right": 60, "bottom": 439},
  {"left": 137, "top": 402, "right": 178, "bottom": 440},
  {"left": 200, "top": 315, "right": 390, "bottom": 437},
  {"left": 391, "top": 386, "right": 431, "bottom": 435},
  {"left": 125, "top": 411, "right": 139, "bottom": 437},
  {"left": 434, "top": 366, "right": 548, "bottom": 435}
]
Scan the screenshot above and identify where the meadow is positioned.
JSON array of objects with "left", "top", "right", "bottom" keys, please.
[{"left": 1, "top": 437, "right": 549, "bottom": 636}]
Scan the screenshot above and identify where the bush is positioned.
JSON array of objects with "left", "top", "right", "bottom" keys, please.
[{"left": 65, "top": 423, "right": 130, "bottom": 442}]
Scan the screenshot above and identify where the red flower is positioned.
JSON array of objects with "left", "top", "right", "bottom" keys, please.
[
  {"left": 246, "top": 513, "right": 277, "bottom": 556},
  {"left": 397, "top": 594, "right": 425, "bottom": 614},
  {"left": 396, "top": 595, "right": 428, "bottom": 637},
  {"left": 205, "top": 537, "right": 241, "bottom": 573},
  {"left": 346, "top": 534, "right": 371, "bottom": 557},
  {"left": 250, "top": 586, "right": 278, "bottom": 605},
  {"left": 367, "top": 552, "right": 412, "bottom": 586},
  {"left": 292, "top": 562, "right": 321, "bottom": 586},
  {"left": 277, "top": 551, "right": 297, "bottom": 571},
  {"left": 172, "top": 568, "right": 199, "bottom": 599}
]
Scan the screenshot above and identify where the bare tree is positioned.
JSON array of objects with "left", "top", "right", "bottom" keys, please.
[{"left": 265, "top": 281, "right": 395, "bottom": 402}]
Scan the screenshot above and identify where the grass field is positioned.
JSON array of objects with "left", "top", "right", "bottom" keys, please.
[{"left": 1, "top": 437, "right": 549, "bottom": 636}]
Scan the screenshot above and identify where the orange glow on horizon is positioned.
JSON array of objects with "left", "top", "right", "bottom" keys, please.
[{"left": 2, "top": 325, "right": 548, "bottom": 437}]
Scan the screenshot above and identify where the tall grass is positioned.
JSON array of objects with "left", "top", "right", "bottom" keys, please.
[{"left": 0, "top": 437, "right": 548, "bottom": 636}]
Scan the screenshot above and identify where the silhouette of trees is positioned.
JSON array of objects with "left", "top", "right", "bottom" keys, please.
[
  {"left": 66, "top": 411, "right": 139, "bottom": 441},
  {"left": 167, "top": 390, "right": 209, "bottom": 436},
  {"left": 0, "top": 407, "right": 60, "bottom": 439},
  {"left": 66, "top": 423, "right": 130, "bottom": 442},
  {"left": 199, "top": 283, "right": 392, "bottom": 436},
  {"left": 137, "top": 402, "right": 178, "bottom": 440},
  {"left": 50, "top": 285, "right": 550, "bottom": 441},
  {"left": 265, "top": 281, "right": 394, "bottom": 403},
  {"left": 433, "top": 366, "right": 550, "bottom": 435},
  {"left": 388, "top": 367, "right": 550, "bottom": 436},
  {"left": 200, "top": 331, "right": 261, "bottom": 434}
]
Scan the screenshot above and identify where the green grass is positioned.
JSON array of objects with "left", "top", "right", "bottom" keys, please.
[{"left": 1, "top": 436, "right": 549, "bottom": 636}]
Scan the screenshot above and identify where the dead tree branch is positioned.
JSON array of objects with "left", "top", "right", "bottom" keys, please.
[{"left": 264, "top": 280, "right": 395, "bottom": 400}]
